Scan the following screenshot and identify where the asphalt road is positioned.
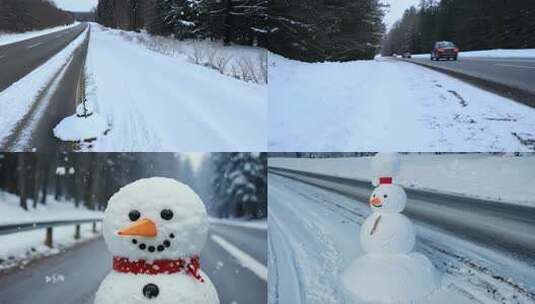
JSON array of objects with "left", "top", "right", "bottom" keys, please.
[
  {"left": 0, "top": 223, "right": 267, "bottom": 304},
  {"left": 269, "top": 166, "right": 535, "bottom": 263},
  {"left": 404, "top": 56, "right": 535, "bottom": 105},
  {"left": 0, "top": 23, "right": 86, "bottom": 92},
  {"left": 0, "top": 24, "right": 89, "bottom": 151}
]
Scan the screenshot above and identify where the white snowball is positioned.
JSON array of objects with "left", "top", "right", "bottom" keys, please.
[
  {"left": 342, "top": 253, "right": 440, "bottom": 303},
  {"left": 360, "top": 212, "right": 415, "bottom": 254},
  {"left": 369, "top": 184, "right": 407, "bottom": 213},
  {"left": 371, "top": 153, "right": 401, "bottom": 186},
  {"left": 95, "top": 271, "right": 219, "bottom": 304},
  {"left": 103, "top": 177, "right": 208, "bottom": 260}
]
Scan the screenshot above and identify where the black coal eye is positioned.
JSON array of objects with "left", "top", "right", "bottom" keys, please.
[
  {"left": 383, "top": 194, "right": 388, "bottom": 198},
  {"left": 372, "top": 194, "right": 376, "bottom": 197},
  {"left": 160, "top": 209, "right": 173, "bottom": 220},
  {"left": 129, "top": 210, "right": 140, "bottom": 221}
]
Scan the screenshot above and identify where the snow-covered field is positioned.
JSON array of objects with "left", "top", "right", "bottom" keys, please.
[
  {"left": 84, "top": 23, "right": 266, "bottom": 151},
  {"left": 269, "top": 154, "right": 535, "bottom": 207},
  {"left": 0, "top": 28, "right": 88, "bottom": 145},
  {"left": 0, "top": 22, "right": 79, "bottom": 46},
  {"left": 268, "top": 173, "right": 535, "bottom": 304},
  {"left": 412, "top": 48, "right": 535, "bottom": 59},
  {"left": 268, "top": 54, "right": 535, "bottom": 152},
  {"left": 108, "top": 28, "right": 267, "bottom": 84},
  {"left": 0, "top": 190, "right": 103, "bottom": 225},
  {"left": 0, "top": 190, "right": 103, "bottom": 271}
]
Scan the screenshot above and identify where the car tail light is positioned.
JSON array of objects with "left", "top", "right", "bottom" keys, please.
[
  {"left": 454, "top": 48, "right": 459, "bottom": 52},
  {"left": 438, "top": 48, "right": 445, "bottom": 52}
]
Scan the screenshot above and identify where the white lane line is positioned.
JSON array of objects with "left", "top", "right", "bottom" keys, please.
[
  {"left": 210, "top": 234, "right": 267, "bottom": 282},
  {"left": 495, "top": 63, "right": 535, "bottom": 69},
  {"left": 27, "top": 42, "right": 43, "bottom": 49}
]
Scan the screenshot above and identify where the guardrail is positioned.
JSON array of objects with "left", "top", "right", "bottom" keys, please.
[
  {"left": 269, "top": 166, "right": 535, "bottom": 261},
  {"left": 0, "top": 218, "right": 102, "bottom": 248}
]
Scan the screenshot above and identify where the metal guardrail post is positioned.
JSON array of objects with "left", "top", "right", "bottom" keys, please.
[
  {"left": 45, "top": 227, "right": 53, "bottom": 248},
  {"left": 74, "top": 224, "right": 81, "bottom": 239},
  {"left": 92, "top": 221, "right": 97, "bottom": 233}
]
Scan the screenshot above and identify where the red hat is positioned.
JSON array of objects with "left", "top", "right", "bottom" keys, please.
[{"left": 379, "top": 177, "right": 393, "bottom": 185}]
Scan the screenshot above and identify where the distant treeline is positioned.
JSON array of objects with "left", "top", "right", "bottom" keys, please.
[
  {"left": 95, "top": 0, "right": 267, "bottom": 47},
  {"left": 268, "top": 0, "right": 385, "bottom": 62},
  {"left": 0, "top": 0, "right": 73, "bottom": 32},
  {"left": 382, "top": 0, "right": 535, "bottom": 56}
]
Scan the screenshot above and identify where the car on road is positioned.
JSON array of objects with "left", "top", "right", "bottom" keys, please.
[
  {"left": 431, "top": 41, "right": 459, "bottom": 61},
  {"left": 402, "top": 52, "right": 412, "bottom": 59}
]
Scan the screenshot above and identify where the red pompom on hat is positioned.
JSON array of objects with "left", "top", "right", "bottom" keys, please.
[{"left": 379, "top": 177, "right": 393, "bottom": 185}]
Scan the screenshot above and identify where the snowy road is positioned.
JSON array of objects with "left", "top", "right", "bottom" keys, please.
[
  {"left": 0, "top": 223, "right": 267, "bottom": 304},
  {"left": 268, "top": 171, "right": 535, "bottom": 304},
  {"left": 404, "top": 57, "right": 535, "bottom": 106},
  {"left": 0, "top": 23, "right": 86, "bottom": 92}
]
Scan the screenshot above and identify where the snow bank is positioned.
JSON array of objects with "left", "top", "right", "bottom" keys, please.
[
  {"left": 0, "top": 190, "right": 103, "bottom": 225},
  {"left": 53, "top": 112, "right": 108, "bottom": 142},
  {"left": 209, "top": 217, "right": 267, "bottom": 231},
  {"left": 412, "top": 48, "right": 535, "bottom": 59},
  {"left": 0, "top": 223, "right": 100, "bottom": 271},
  {"left": 0, "top": 22, "right": 79, "bottom": 46},
  {"left": 268, "top": 53, "right": 535, "bottom": 152},
  {"left": 99, "top": 26, "right": 266, "bottom": 84},
  {"left": 85, "top": 23, "right": 266, "bottom": 151},
  {"left": 0, "top": 28, "right": 88, "bottom": 143},
  {"left": 269, "top": 154, "right": 535, "bottom": 207}
]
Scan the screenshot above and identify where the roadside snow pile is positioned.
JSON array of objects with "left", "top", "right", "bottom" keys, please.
[
  {"left": 53, "top": 102, "right": 108, "bottom": 142},
  {"left": 209, "top": 217, "right": 267, "bottom": 231},
  {"left": 0, "top": 22, "right": 79, "bottom": 46},
  {"left": 0, "top": 28, "right": 87, "bottom": 144},
  {"left": 269, "top": 53, "right": 535, "bottom": 151},
  {"left": 86, "top": 24, "right": 266, "bottom": 151},
  {"left": 98, "top": 25, "right": 267, "bottom": 84},
  {"left": 0, "top": 190, "right": 103, "bottom": 225},
  {"left": 412, "top": 48, "right": 535, "bottom": 59},
  {"left": 269, "top": 153, "right": 535, "bottom": 207}
]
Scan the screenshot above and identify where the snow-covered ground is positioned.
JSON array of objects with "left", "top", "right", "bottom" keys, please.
[
  {"left": 268, "top": 173, "right": 535, "bottom": 304},
  {"left": 84, "top": 23, "right": 266, "bottom": 151},
  {"left": 0, "top": 190, "right": 103, "bottom": 271},
  {"left": 0, "top": 22, "right": 79, "bottom": 46},
  {"left": 0, "top": 28, "right": 88, "bottom": 145},
  {"left": 269, "top": 154, "right": 535, "bottom": 207},
  {"left": 108, "top": 28, "right": 267, "bottom": 84},
  {"left": 412, "top": 48, "right": 535, "bottom": 59},
  {"left": 268, "top": 53, "right": 535, "bottom": 152},
  {"left": 0, "top": 190, "right": 103, "bottom": 225}
]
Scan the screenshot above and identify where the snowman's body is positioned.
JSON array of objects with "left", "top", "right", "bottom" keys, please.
[
  {"left": 95, "top": 178, "right": 219, "bottom": 304},
  {"left": 95, "top": 271, "right": 218, "bottom": 304},
  {"left": 342, "top": 182, "right": 439, "bottom": 303}
]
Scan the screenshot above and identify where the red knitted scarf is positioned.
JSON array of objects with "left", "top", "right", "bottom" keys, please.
[{"left": 112, "top": 256, "right": 204, "bottom": 282}]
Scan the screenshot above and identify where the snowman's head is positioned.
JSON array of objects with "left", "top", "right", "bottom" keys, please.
[
  {"left": 103, "top": 177, "right": 208, "bottom": 261},
  {"left": 369, "top": 184, "right": 407, "bottom": 213}
]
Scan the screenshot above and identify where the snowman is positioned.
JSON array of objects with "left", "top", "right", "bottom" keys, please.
[
  {"left": 342, "top": 154, "right": 440, "bottom": 303},
  {"left": 95, "top": 177, "right": 219, "bottom": 304}
]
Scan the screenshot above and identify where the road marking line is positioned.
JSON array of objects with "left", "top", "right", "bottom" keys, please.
[
  {"left": 27, "top": 42, "right": 43, "bottom": 49},
  {"left": 495, "top": 63, "right": 535, "bottom": 69},
  {"left": 210, "top": 234, "right": 267, "bottom": 281}
]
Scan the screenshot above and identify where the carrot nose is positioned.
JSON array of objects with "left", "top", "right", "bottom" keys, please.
[
  {"left": 370, "top": 197, "right": 382, "bottom": 207},
  {"left": 117, "top": 218, "right": 158, "bottom": 237}
]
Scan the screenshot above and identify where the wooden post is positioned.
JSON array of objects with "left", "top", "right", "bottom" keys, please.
[
  {"left": 45, "top": 227, "right": 53, "bottom": 248},
  {"left": 92, "top": 221, "right": 97, "bottom": 233},
  {"left": 74, "top": 224, "right": 81, "bottom": 239}
]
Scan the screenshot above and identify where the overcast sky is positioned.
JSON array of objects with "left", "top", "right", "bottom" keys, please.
[
  {"left": 53, "top": 0, "right": 97, "bottom": 12},
  {"left": 382, "top": 0, "right": 421, "bottom": 29}
]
